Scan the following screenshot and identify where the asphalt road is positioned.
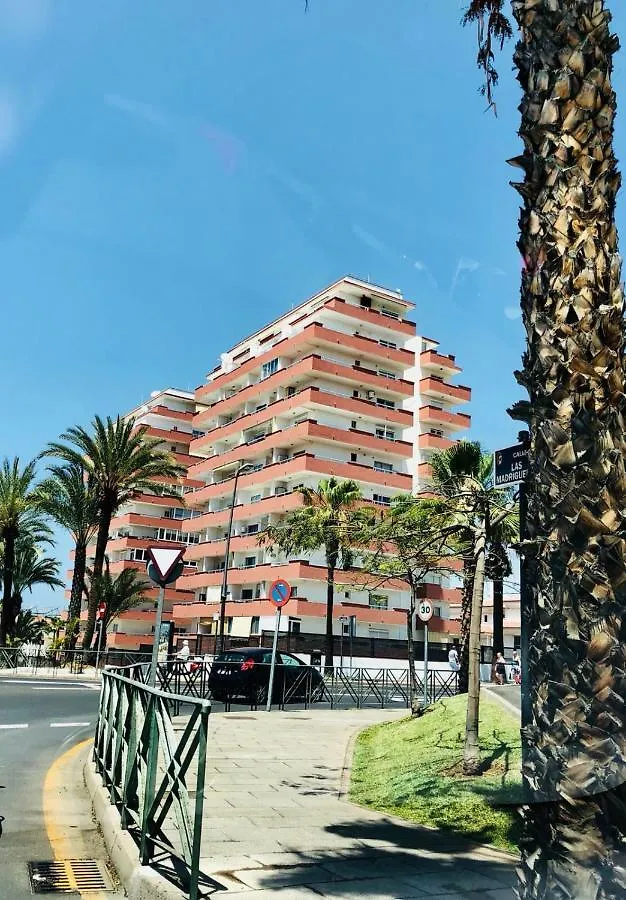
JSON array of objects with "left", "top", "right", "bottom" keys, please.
[
  {"left": 489, "top": 683, "right": 522, "bottom": 713},
  {"left": 0, "top": 678, "right": 100, "bottom": 899}
]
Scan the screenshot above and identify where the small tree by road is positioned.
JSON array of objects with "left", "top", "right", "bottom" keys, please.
[
  {"left": 430, "top": 442, "right": 517, "bottom": 775},
  {"left": 260, "top": 477, "right": 369, "bottom": 670},
  {"left": 358, "top": 496, "right": 459, "bottom": 714}
]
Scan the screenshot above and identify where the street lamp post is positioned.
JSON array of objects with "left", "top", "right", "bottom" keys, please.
[
  {"left": 217, "top": 462, "right": 254, "bottom": 655},
  {"left": 339, "top": 616, "right": 348, "bottom": 670}
]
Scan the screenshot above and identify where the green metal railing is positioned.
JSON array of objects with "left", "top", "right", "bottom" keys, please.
[{"left": 93, "top": 668, "right": 210, "bottom": 899}]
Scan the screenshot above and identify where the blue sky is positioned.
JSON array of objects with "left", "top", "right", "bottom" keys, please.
[{"left": 2, "top": 0, "right": 626, "bottom": 611}]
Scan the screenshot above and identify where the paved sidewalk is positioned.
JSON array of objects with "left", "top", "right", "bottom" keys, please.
[{"left": 192, "top": 708, "right": 518, "bottom": 899}]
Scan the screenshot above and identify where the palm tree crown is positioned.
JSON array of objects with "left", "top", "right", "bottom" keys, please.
[
  {"left": 261, "top": 477, "right": 365, "bottom": 669},
  {"left": 0, "top": 457, "right": 48, "bottom": 644},
  {"left": 45, "top": 415, "right": 185, "bottom": 649}
]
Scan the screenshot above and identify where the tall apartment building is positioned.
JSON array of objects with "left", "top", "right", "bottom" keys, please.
[
  {"left": 170, "top": 276, "right": 471, "bottom": 659},
  {"left": 86, "top": 388, "right": 200, "bottom": 650}
]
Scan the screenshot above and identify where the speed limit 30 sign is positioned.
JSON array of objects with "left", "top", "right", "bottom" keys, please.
[{"left": 417, "top": 600, "right": 433, "bottom": 622}]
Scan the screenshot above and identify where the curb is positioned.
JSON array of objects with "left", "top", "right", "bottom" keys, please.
[
  {"left": 84, "top": 759, "right": 185, "bottom": 900},
  {"left": 482, "top": 685, "right": 522, "bottom": 720}
]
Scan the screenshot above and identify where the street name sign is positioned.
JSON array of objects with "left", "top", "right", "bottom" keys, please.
[{"left": 494, "top": 443, "right": 529, "bottom": 487}]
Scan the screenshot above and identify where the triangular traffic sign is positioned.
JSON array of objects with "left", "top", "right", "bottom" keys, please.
[{"left": 147, "top": 547, "right": 185, "bottom": 584}]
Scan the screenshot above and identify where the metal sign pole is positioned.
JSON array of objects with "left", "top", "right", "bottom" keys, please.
[
  {"left": 150, "top": 584, "right": 166, "bottom": 687},
  {"left": 95, "top": 618, "right": 104, "bottom": 674},
  {"left": 266, "top": 606, "right": 282, "bottom": 712},
  {"left": 423, "top": 623, "right": 429, "bottom": 707}
]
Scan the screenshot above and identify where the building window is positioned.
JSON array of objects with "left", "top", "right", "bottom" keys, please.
[
  {"left": 374, "top": 460, "right": 393, "bottom": 474},
  {"left": 350, "top": 453, "right": 357, "bottom": 463},
  {"left": 112, "top": 623, "right": 118, "bottom": 633},
  {"left": 261, "top": 358, "right": 279, "bottom": 379},
  {"left": 376, "top": 398, "right": 395, "bottom": 410},
  {"left": 244, "top": 556, "right": 256, "bottom": 568},
  {"left": 372, "top": 493, "right": 391, "bottom": 506},
  {"left": 355, "top": 360, "right": 361, "bottom": 367},
  {"left": 376, "top": 426, "right": 395, "bottom": 441},
  {"left": 289, "top": 619, "right": 301, "bottom": 635},
  {"left": 379, "top": 339, "right": 397, "bottom": 350},
  {"left": 344, "top": 591, "right": 351, "bottom": 599},
  {"left": 192, "top": 429, "right": 206, "bottom": 439},
  {"left": 291, "top": 586, "right": 298, "bottom": 597},
  {"left": 250, "top": 616, "right": 260, "bottom": 635},
  {"left": 352, "top": 390, "right": 360, "bottom": 398},
  {"left": 351, "top": 420, "right": 357, "bottom": 429},
  {"left": 381, "top": 309, "right": 399, "bottom": 320},
  {"left": 484, "top": 615, "right": 488, "bottom": 622},
  {"left": 369, "top": 593, "right": 389, "bottom": 610},
  {"left": 514, "top": 635, "right": 521, "bottom": 650},
  {"left": 378, "top": 369, "right": 396, "bottom": 380},
  {"left": 434, "top": 606, "right": 441, "bottom": 617},
  {"left": 241, "top": 589, "right": 254, "bottom": 600},
  {"left": 226, "top": 617, "right": 233, "bottom": 634}
]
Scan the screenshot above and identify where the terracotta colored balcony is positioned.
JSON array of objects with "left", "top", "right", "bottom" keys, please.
[
  {"left": 419, "top": 433, "right": 455, "bottom": 451},
  {"left": 419, "top": 405, "right": 471, "bottom": 431},
  {"left": 324, "top": 297, "right": 416, "bottom": 336},
  {"left": 420, "top": 350, "right": 461, "bottom": 376},
  {"left": 419, "top": 377, "right": 471, "bottom": 405},
  {"left": 143, "top": 426, "right": 193, "bottom": 444},
  {"left": 196, "top": 322, "right": 415, "bottom": 404}
]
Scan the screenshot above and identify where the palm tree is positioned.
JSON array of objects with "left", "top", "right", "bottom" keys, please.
[
  {"left": 430, "top": 442, "right": 494, "bottom": 694},
  {"left": 430, "top": 441, "right": 517, "bottom": 774},
  {"left": 38, "top": 464, "right": 100, "bottom": 646},
  {"left": 459, "top": 1, "right": 626, "bottom": 890},
  {"left": 88, "top": 561, "right": 149, "bottom": 651},
  {"left": 0, "top": 458, "right": 47, "bottom": 644},
  {"left": 260, "top": 478, "right": 364, "bottom": 670},
  {"left": 45, "top": 415, "right": 185, "bottom": 650},
  {"left": 6, "top": 610, "right": 49, "bottom": 647},
  {"left": 7, "top": 536, "right": 63, "bottom": 621}
]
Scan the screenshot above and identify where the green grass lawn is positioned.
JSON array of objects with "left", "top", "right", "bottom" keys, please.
[{"left": 349, "top": 693, "right": 522, "bottom": 852}]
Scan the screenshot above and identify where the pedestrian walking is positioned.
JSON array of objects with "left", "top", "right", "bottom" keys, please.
[
  {"left": 448, "top": 645, "right": 460, "bottom": 672},
  {"left": 512, "top": 650, "right": 521, "bottom": 685},
  {"left": 494, "top": 651, "right": 507, "bottom": 685}
]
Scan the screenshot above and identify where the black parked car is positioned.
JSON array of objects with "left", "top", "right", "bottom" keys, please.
[{"left": 208, "top": 647, "right": 324, "bottom": 704}]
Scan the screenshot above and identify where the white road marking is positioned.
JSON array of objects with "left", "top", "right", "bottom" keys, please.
[
  {"left": 33, "top": 686, "right": 91, "bottom": 691},
  {"left": 50, "top": 722, "right": 90, "bottom": 728},
  {"left": 1, "top": 679, "right": 96, "bottom": 688},
  {"left": 0, "top": 723, "right": 29, "bottom": 729}
]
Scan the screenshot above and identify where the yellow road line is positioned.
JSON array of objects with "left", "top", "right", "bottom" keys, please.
[{"left": 43, "top": 737, "right": 109, "bottom": 900}]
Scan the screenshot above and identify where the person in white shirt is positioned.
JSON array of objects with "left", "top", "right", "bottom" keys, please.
[
  {"left": 448, "top": 645, "right": 460, "bottom": 672},
  {"left": 176, "top": 640, "right": 191, "bottom": 669}
]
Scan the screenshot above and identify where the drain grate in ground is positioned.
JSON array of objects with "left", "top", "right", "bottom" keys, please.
[{"left": 29, "top": 859, "right": 114, "bottom": 893}]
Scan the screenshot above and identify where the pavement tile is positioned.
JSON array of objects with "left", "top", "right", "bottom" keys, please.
[
  {"left": 305, "top": 876, "right": 428, "bottom": 898},
  {"left": 402, "top": 868, "right": 511, "bottom": 895},
  {"left": 231, "top": 863, "right": 339, "bottom": 889}
]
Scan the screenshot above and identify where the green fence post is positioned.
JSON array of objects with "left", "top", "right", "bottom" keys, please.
[
  {"left": 139, "top": 694, "right": 159, "bottom": 865},
  {"left": 189, "top": 701, "right": 210, "bottom": 900}
]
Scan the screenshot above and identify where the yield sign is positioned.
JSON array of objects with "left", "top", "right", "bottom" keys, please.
[{"left": 147, "top": 547, "right": 185, "bottom": 585}]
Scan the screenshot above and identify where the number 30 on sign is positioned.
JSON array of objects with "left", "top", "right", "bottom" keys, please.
[{"left": 417, "top": 600, "right": 433, "bottom": 622}]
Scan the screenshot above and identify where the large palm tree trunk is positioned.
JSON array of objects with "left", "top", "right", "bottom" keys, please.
[
  {"left": 511, "top": 2, "right": 626, "bottom": 895},
  {"left": 463, "top": 526, "right": 486, "bottom": 775},
  {"left": 82, "top": 509, "right": 111, "bottom": 649},
  {"left": 1, "top": 529, "right": 17, "bottom": 644}
]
